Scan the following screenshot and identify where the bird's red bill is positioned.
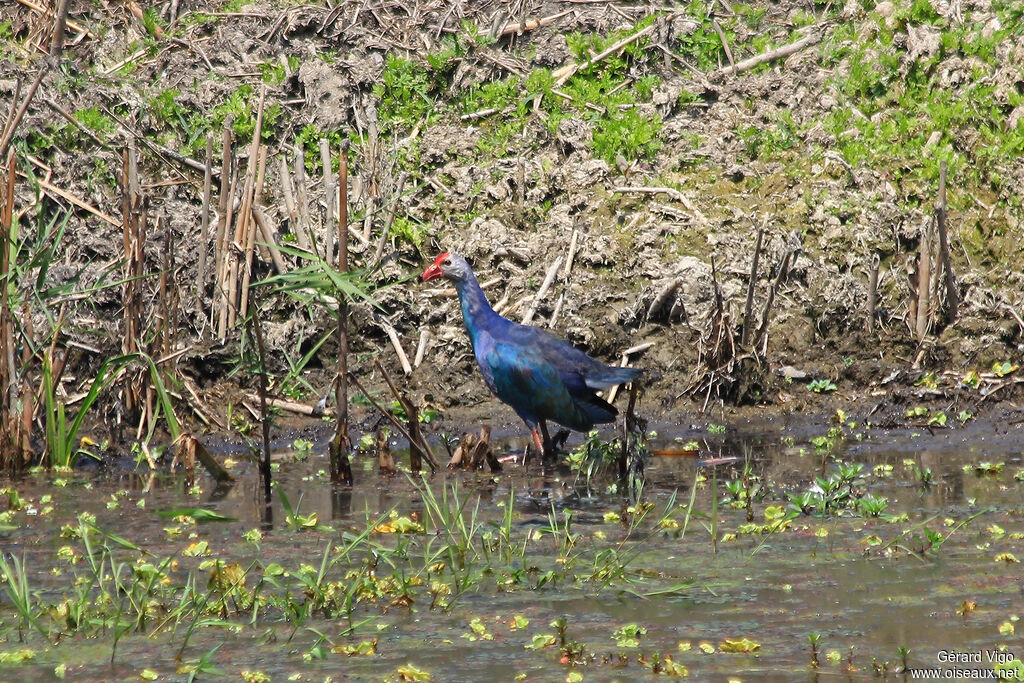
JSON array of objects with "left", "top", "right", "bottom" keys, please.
[{"left": 421, "top": 252, "right": 449, "bottom": 281}]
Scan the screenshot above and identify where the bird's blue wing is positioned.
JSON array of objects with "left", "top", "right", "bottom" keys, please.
[
  {"left": 502, "top": 322, "right": 642, "bottom": 389},
  {"left": 483, "top": 339, "right": 589, "bottom": 430}
]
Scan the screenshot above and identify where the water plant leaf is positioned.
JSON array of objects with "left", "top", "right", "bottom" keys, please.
[
  {"left": 182, "top": 541, "right": 210, "bottom": 557},
  {"left": 375, "top": 515, "right": 424, "bottom": 534},
  {"left": 720, "top": 637, "right": 761, "bottom": 653},
  {"left": 395, "top": 663, "right": 431, "bottom": 681},
  {"left": 0, "top": 649, "right": 36, "bottom": 663},
  {"left": 332, "top": 639, "right": 379, "bottom": 656},
  {"left": 525, "top": 633, "right": 557, "bottom": 650},
  {"left": 155, "top": 508, "right": 236, "bottom": 522},
  {"left": 613, "top": 623, "right": 647, "bottom": 647}
]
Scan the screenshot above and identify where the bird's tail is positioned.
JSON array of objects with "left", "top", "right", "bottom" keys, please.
[
  {"left": 584, "top": 366, "right": 643, "bottom": 391},
  {"left": 578, "top": 393, "right": 618, "bottom": 426}
]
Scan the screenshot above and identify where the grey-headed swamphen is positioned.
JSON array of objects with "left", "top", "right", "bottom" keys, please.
[{"left": 422, "top": 252, "right": 642, "bottom": 459}]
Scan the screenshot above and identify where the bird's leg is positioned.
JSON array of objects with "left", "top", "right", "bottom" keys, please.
[
  {"left": 529, "top": 428, "right": 545, "bottom": 462},
  {"left": 539, "top": 419, "right": 555, "bottom": 461}
]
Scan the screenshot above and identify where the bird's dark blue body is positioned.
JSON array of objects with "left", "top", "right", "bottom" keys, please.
[{"left": 424, "top": 253, "right": 642, "bottom": 451}]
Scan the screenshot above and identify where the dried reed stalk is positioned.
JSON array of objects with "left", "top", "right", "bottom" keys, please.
[
  {"left": 239, "top": 144, "right": 268, "bottom": 316},
  {"left": 329, "top": 142, "right": 353, "bottom": 485},
  {"left": 0, "top": 152, "right": 16, "bottom": 468},
  {"left": 291, "top": 141, "right": 312, "bottom": 249},
  {"left": 196, "top": 134, "right": 212, "bottom": 319},
  {"left": 935, "top": 160, "right": 958, "bottom": 324},
  {"left": 214, "top": 126, "right": 234, "bottom": 337},
  {"left": 121, "top": 143, "right": 145, "bottom": 417},
  {"left": 226, "top": 86, "right": 267, "bottom": 329},
  {"left": 916, "top": 220, "right": 932, "bottom": 340},
  {"left": 320, "top": 138, "right": 336, "bottom": 265},
  {"left": 740, "top": 227, "right": 764, "bottom": 348}
]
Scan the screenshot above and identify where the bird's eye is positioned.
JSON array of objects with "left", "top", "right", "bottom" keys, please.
[{"left": 443, "top": 259, "right": 451, "bottom": 266}]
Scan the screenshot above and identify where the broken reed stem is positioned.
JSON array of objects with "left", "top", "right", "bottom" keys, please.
[
  {"left": 866, "top": 253, "right": 879, "bottom": 334},
  {"left": 377, "top": 427, "right": 395, "bottom": 474},
  {"left": 0, "top": 152, "right": 15, "bottom": 467},
  {"left": 936, "top": 160, "right": 958, "bottom": 324},
  {"left": 647, "top": 278, "right": 682, "bottom": 321},
  {"left": 227, "top": 86, "right": 266, "bottom": 329},
  {"left": 753, "top": 249, "right": 792, "bottom": 353},
  {"left": 548, "top": 292, "right": 565, "bottom": 329},
  {"left": 121, "top": 143, "right": 144, "bottom": 416},
  {"left": 711, "top": 18, "right": 736, "bottom": 74},
  {"left": 214, "top": 126, "right": 234, "bottom": 337},
  {"left": 916, "top": 219, "right": 932, "bottom": 341},
  {"left": 246, "top": 293, "right": 273, "bottom": 501},
  {"left": 348, "top": 371, "right": 438, "bottom": 472},
  {"left": 157, "top": 216, "right": 170, "bottom": 361},
  {"left": 17, "top": 303, "right": 34, "bottom": 464},
  {"left": 564, "top": 228, "right": 579, "bottom": 278},
  {"left": 251, "top": 207, "right": 286, "bottom": 274},
  {"left": 0, "top": 60, "right": 51, "bottom": 159},
  {"left": 48, "top": 0, "right": 71, "bottom": 56},
  {"left": 330, "top": 141, "right": 353, "bottom": 486},
  {"left": 239, "top": 144, "right": 268, "bottom": 317},
  {"left": 279, "top": 154, "right": 303, "bottom": 248},
  {"left": 197, "top": 134, "right": 212, "bottom": 320},
  {"left": 380, "top": 318, "right": 413, "bottom": 375},
  {"left": 740, "top": 227, "right": 764, "bottom": 348},
  {"left": 319, "top": 138, "right": 336, "bottom": 266},
  {"left": 522, "top": 256, "right": 563, "bottom": 324},
  {"left": 291, "top": 141, "right": 312, "bottom": 250},
  {"left": 499, "top": 9, "right": 571, "bottom": 36},
  {"left": 413, "top": 329, "right": 430, "bottom": 368}
]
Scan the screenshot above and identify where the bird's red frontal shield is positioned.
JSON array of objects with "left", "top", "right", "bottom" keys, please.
[{"left": 421, "top": 252, "right": 449, "bottom": 281}]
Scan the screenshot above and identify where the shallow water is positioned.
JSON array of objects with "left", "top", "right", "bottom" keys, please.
[{"left": 2, "top": 419, "right": 1023, "bottom": 681}]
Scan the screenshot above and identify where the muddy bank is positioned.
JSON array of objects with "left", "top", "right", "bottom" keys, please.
[{"left": 0, "top": 0, "right": 1022, "bottom": 459}]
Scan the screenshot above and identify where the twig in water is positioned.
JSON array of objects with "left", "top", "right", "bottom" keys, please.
[
  {"left": 246, "top": 293, "right": 273, "bottom": 500},
  {"left": 349, "top": 370, "right": 438, "bottom": 472}
]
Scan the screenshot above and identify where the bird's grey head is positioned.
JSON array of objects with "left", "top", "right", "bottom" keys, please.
[{"left": 422, "top": 252, "right": 472, "bottom": 283}]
